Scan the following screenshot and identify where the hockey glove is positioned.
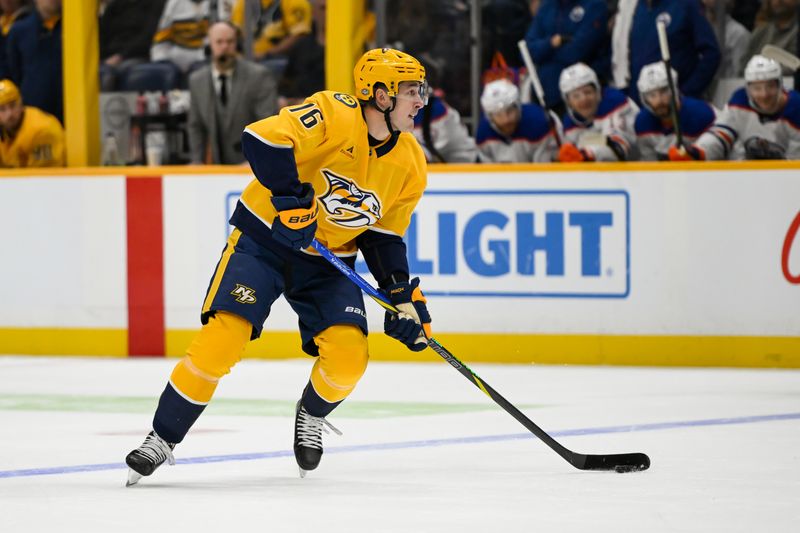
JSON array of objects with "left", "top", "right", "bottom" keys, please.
[
  {"left": 384, "top": 277, "right": 431, "bottom": 352},
  {"left": 668, "top": 144, "right": 705, "bottom": 161},
  {"left": 270, "top": 183, "right": 318, "bottom": 250},
  {"left": 558, "top": 142, "right": 594, "bottom": 162},
  {"left": 744, "top": 137, "right": 786, "bottom": 160}
]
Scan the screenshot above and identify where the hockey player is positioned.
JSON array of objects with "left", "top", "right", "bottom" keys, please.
[
  {"left": 125, "top": 48, "right": 433, "bottom": 484},
  {"left": 475, "top": 78, "right": 559, "bottom": 163},
  {"left": 413, "top": 93, "right": 478, "bottom": 163},
  {"left": 557, "top": 62, "right": 639, "bottom": 162},
  {"left": 0, "top": 79, "right": 64, "bottom": 167},
  {"left": 634, "top": 62, "right": 716, "bottom": 161},
  {"left": 669, "top": 55, "right": 800, "bottom": 161}
]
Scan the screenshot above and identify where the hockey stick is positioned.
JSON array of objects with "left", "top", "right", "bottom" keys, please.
[
  {"left": 517, "top": 39, "right": 562, "bottom": 146},
  {"left": 311, "top": 238, "right": 650, "bottom": 473},
  {"left": 761, "top": 44, "right": 800, "bottom": 72},
  {"left": 656, "top": 21, "right": 684, "bottom": 148}
]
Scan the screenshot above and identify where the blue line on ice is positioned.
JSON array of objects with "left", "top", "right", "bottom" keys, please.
[{"left": 2, "top": 412, "right": 798, "bottom": 479}]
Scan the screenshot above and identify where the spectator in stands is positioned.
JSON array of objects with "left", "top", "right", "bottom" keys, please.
[
  {"left": 476, "top": 78, "right": 559, "bottom": 162},
  {"left": 0, "top": 0, "right": 29, "bottom": 80},
  {"left": 669, "top": 54, "right": 800, "bottom": 160},
  {"left": 6, "top": 0, "right": 61, "bottom": 123},
  {"left": 703, "top": 0, "right": 750, "bottom": 78},
  {"left": 558, "top": 62, "right": 639, "bottom": 161},
  {"left": 483, "top": 0, "right": 534, "bottom": 69},
  {"left": 278, "top": 0, "right": 324, "bottom": 108},
  {"left": 634, "top": 62, "right": 716, "bottom": 160},
  {"left": 414, "top": 92, "right": 479, "bottom": 163},
  {"left": 743, "top": 0, "right": 798, "bottom": 76},
  {"left": 100, "top": 0, "right": 166, "bottom": 72},
  {"left": 187, "top": 21, "right": 277, "bottom": 164},
  {"left": 611, "top": 0, "right": 720, "bottom": 103},
  {"left": 0, "top": 79, "right": 64, "bottom": 167},
  {"left": 523, "top": 0, "right": 610, "bottom": 109},
  {"left": 731, "top": 0, "right": 762, "bottom": 31},
  {"left": 230, "top": 0, "right": 311, "bottom": 60},
  {"left": 151, "top": 0, "right": 210, "bottom": 72}
]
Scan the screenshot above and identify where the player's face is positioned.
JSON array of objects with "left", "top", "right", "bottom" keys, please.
[
  {"left": 566, "top": 84, "right": 600, "bottom": 120},
  {"left": 0, "top": 99, "right": 23, "bottom": 131},
  {"left": 643, "top": 88, "right": 674, "bottom": 119},
  {"left": 390, "top": 81, "right": 426, "bottom": 132},
  {"left": 489, "top": 106, "right": 521, "bottom": 137},
  {"left": 747, "top": 80, "right": 782, "bottom": 114}
]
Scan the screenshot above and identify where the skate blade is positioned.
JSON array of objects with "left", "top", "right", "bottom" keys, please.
[
  {"left": 299, "top": 467, "right": 307, "bottom": 479},
  {"left": 126, "top": 469, "right": 143, "bottom": 487}
]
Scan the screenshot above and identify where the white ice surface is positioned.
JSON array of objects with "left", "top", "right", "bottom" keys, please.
[{"left": 0, "top": 356, "right": 798, "bottom": 532}]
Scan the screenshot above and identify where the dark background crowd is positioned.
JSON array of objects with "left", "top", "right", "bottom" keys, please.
[{"left": 0, "top": 0, "right": 796, "bottom": 167}]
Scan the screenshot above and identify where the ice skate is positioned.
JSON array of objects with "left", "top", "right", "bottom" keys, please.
[
  {"left": 125, "top": 431, "right": 176, "bottom": 486},
  {"left": 293, "top": 400, "right": 341, "bottom": 478}
]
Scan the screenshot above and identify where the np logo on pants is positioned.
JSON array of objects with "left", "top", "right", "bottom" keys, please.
[{"left": 231, "top": 284, "right": 257, "bottom": 304}]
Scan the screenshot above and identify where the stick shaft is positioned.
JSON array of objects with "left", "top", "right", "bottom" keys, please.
[
  {"left": 310, "top": 239, "right": 580, "bottom": 467},
  {"left": 517, "top": 39, "right": 562, "bottom": 146},
  {"left": 311, "top": 239, "right": 650, "bottom": 472},
  {"left": 656, "top": 21, "right": 683, "bottom": 147}
]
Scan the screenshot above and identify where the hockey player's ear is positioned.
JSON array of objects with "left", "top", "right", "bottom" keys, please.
[{"left": 373, "top": 87, "right": 391, "bottom": 111}]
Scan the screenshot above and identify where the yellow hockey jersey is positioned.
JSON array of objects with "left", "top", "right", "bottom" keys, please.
[
  {"left": 236, "top": 91, "right": 427, "bottom": 257},
  {"left": 231, "top": 0, "right": 311, "bottom": 57},
  {"left": 0, "top": 106, "right": 65, "bottom": 167}
]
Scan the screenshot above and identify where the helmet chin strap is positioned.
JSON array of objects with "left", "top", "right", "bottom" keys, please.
[
  {"left": 380, "top": 98, "right": 398, "bottom": 136},
  {"left": 366, "top": 91, "right": 398, "bottom": 136}
]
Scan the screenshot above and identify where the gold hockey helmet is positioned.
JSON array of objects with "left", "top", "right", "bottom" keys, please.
[
  {"left": 353, "top": 48, "right": 427, "bottom": 101},
  {"left": 0, "top": 79, "right": 21, "bottom": 106}
]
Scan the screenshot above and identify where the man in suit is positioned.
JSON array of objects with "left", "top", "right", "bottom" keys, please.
[{"left": 187, "top": 21, "right": 277, "bottom": 164}]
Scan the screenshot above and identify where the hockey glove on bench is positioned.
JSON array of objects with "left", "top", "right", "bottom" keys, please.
[
  {"left": 558, "top": 142, "right": 594, "bottom": 162},
  {"left": 668, "top": 145, "right": 705, "bottom": 161},
  {"left": 384, "top": 277, "right": 431, "bottom": 352},
  {"left": 270, "top": 183, "right": 318, "bottom": 250}
]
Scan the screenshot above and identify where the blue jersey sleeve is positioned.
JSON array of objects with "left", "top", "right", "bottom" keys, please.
[
  {"left": 634, "top": 109, "right": 662, "bottom": 135},
  {"left": 780, "top": 90, "right": 800, "bottom": 129},
  {"left": 476, "top": 115, "right": 498, "bottom": 144},
  {"left": 679, "top": 96, "right": 716, "bottom": 137},
  {"left": 595, "top": 87, "right": 629, "bottom": 119},
  {"left": 516, "top": 104, "right": 552, "bottom": 141}
]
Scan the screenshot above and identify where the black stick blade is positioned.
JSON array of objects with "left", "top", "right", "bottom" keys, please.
[{"left": 579, "top": 452, "right": 650, "bottom": 472}]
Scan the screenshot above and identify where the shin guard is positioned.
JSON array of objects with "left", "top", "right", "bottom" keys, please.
[{"left": 304, "top": 324, "right": 369, "bottom": 417}]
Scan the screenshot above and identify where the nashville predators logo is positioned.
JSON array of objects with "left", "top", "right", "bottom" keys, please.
[
  {"left": 230, "top": 284, "right": 257, "bottom": 304},
  {"left": 319, "top": 169, "right": 382, "bottom": 228}
]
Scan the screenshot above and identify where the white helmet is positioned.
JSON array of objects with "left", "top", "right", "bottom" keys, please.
[
  {"left": 744, "top": 54, "right": 783, "bottom": 113},
  {"left": 559, "top": 62, "right": 600, "bottom": 102},
  {"left": 744, "top": 55, "right": 782, "bottom": 83},
  {"left": 480, "top": 79, "right": 520, "bottom": 114},
  {"left": 636, "top": 62, "right": 678, "bottom": 95}
]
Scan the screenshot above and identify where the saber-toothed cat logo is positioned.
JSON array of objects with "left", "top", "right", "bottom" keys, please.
[{"left": 319, "top": 169, "right": 382, "bottom": 228}]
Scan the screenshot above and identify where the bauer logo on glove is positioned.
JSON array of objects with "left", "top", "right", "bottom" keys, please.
[{"left": 270, "top": 183, "right": 319, "bottom": 250}]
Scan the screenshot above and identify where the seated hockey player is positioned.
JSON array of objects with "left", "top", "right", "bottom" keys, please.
[
  {"left": 669, "top": 54, "right": 800, "bottom": 161},
  {"left": 0, "top": 79, "right": 64, "bottom": 167},
  {"left": 634, "top": 62, "right": 716, "bottom": 161},
  {"left": 557, "top": 62, "right": 639, "bottom": 162},
  {"left": 125, "top": 48, "right": 433, "bottom": 484},
  {"left": 413, "top": 91, "right": 478, "bottom": 163},
  {"left": 475, "top": 78, "right": 559, "bottom": 163}
]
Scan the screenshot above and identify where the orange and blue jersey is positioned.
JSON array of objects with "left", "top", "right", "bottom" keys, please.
[
  {"left": 634, "top": 95, "right": 716, "bottom": 160},
  {"left": 562, "top": 87, "right": 639, "bottom": 161},
  {"left": 476, "top": 103, "right": 557, "bottom": 162},
  {"left": 696, "top": 87, "right": 800, "bottom": 160}
]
